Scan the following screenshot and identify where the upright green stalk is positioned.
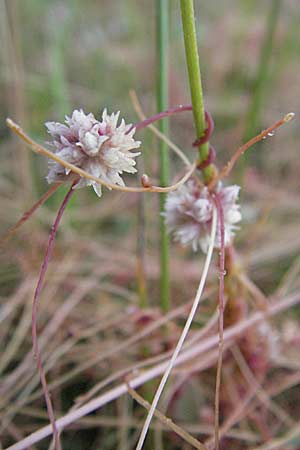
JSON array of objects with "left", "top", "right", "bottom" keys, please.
[
  {"left": 3, "top": 0, "right": 32, "bottom": 203},
  {"left": 49, "top": 18, "right": 71, "bottom": 118},
  {"left": 243, "top": 0, "right": 281, "bottom": 143},
  {"left": 235, "top": 0, "right": 281, "bottom": 183},
  {"left": 236, "top": 0, "right": 282, "bottom": 185},
  {"left": 137, "top": 157, "right": 148, "bottom": 309},
  {"left": 180, "top": 0, "right": 214, "bottom": 183},
  {"left": 157, "top": 0, "right": 170, "bottom": 311}
]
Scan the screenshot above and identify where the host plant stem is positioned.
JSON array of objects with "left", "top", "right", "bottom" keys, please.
[
  {"left": 180, "top": 0, "right": 214, "bottom": 183},
  {"left": 157, "top": 0, "right": 170, "bottom": 311},
  {"left": 244, "top": 0, "right": 281, "bottom": 143},
  {"left": 237, "top": 0, "right": 281, "bottom": 183},
  {"left": 236, "top": 0, "right": 282, "bottom": 184}
]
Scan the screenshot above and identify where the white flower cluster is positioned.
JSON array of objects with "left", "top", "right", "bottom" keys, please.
[
  {"left": 163, "top": 179, "right": 241, "bottom": 253},
  {"left": 46, "top": 109, "right": 141, "bottom": 196}
]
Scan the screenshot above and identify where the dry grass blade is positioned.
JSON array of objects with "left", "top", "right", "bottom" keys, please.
[
  {"left": 0, "top": 296, "right": 31, "bottom": 375},
  {"left": 129, "top": 89, "right": 193, "bottom": 168},
  {"left": 231, "top": 345, "right": 295, "bottom": 427},
  {"left": 127, "top": 383, "right": 208, "bottom": 450},
  {"left": 3, "top": 292, "right": 300, "bottom": 450},
  {"left": 212, "top": 194, "right": 225, "bottom": 450},
  {"left": 251, "top": 422, "right": 300, "bottom": 450},
  {"left": 134, "top": 207, "right": 217, "bottom": 450},
  {"left": 237, "top": 272, "right": 269, "bottom": 310}
]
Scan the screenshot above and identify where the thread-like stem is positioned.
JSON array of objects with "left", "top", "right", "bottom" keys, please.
[
  {"left": 209, "top": 112, "right": 294, "bottom": 189},
  {"left": 129, "top": 90, "right": 192, "bottom": 167},
  {"left": 135, "top": 208, "right": 217, "bottom": 450},
  {"left": 32, "top": 182, "right": 76, "bottom": 450},
  {"left": 0, "top": 182, "right": 62, "bottom": 245},
  {"left": 212, "top": 193, "right": 226, "bottom": 450},
  {"left": 180, "top": 0, "right": 214, "bottom": 183},
  {"left": 133, "top": 104, "right": 192, "bottom": 131},
  {"left": 157, "top": 0, "right": 170, "bottom": 311},
  {"left": 5, "top": 292, "right": 300, "bottom": 450},
  {"left": 6, "top": 118, "right": 196, "bottom": 194}
]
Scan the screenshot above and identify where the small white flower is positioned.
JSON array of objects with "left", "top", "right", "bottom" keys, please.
[
  {"left": 45, "top": 108, "right": 141, "bottom": 196},
  {"left": 163, "top": 179, "right": 241, "bottom": 253}
]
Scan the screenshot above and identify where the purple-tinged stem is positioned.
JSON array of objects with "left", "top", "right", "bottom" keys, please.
[
  {"left": 6, "top": 292, "right": 300, "bottom": 450},
  {"left": 132, "top": 104, "right": 192, "bottom": 132},
  {"left": 208, "top": 112, "right": 295, "bottom": 190},
  {"left": 131, "top": 106, "right": 216, "bottom": 171},
  {"left": 212, "top": 192, "right": 225, "bottom": 450},
  {"left": 192, "top": 111, "right": 214, "bottom": 147},
  {"left": 0, "top": 182, "right": 62, "bottom": 245},
  {"left": 32, "top": 181, "right": 77, "bottom": 450},
  {"left": 131, "top": 101, "right": 214, "bottom": 142}
]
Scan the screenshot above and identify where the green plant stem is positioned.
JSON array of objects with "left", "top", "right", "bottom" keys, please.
[
  {"left": 180, "top": 0, "right": 214, "bottom": 183},
  {"left": 137, "top": 158, "right": 148, "bottom": 308},
  {"left": 157, "top": 0, "right": 170, "bottom": 312},
  {"left": 4, "top": 0, "right": 32, "bottom": 202},
  {"left": 244, "top": 0, "right": 281, "bottom": 143},
  {"left": 47, "top": 9, "right": 73, "bottom": 209},
  {"left": 48, "top": 2, "right": 71, "bottom": 117}
]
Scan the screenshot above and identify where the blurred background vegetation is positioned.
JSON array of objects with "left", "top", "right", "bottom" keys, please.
[{"left": 1, "top": 1, "right": 300, "bottom": 449}]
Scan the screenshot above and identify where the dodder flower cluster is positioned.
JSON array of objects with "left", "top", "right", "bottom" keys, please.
[
  {"left": 163, "top": 179, "right": 241, "bottom": 253},
  {"left": 46, "top": 109, "right": 141, "bottom": 196}
]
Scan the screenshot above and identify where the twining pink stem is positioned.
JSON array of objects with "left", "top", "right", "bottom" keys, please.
[
  {"left": 131, "top": 105, "right": 216, "bottom": 168},
  {"left": 0, "top": 182, "right": 62, "bottom": 245},
  {"left": 212, "top": 192, "right": 225, "bottom": 450},
  {"left": 192, "top": 111, "right": 214, "bottom": 147},
  {"left": 5, "top": 292, "right": 300, "bottom": 450},
  {"left": 197, "top": 146, "right": 216, "bottom": 170},
  {"left": 131, "top": 104, "right": 193, "bottom": 132},
  {"left": 32, "top": 181, "right": 77, "bottom": 450}
]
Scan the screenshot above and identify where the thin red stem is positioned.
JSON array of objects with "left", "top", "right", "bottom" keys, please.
[
  {"left": 131, "top": 106, "right": 217, "bottom": 170},
  {"left": 208, "top": 113, "right": 294, "bottom": 189},
  {"left": 132, "top": 106, "right": 216, "bottom": 159},
  {"left": 212, "top": 193, "right": 225, "bottom": 450},
  {"left": 0, "top": 182, "right": 62, "bottom": 245},
  {"left": 192, "top": 111, "right": 214, "bottom": 146},
  {"left": 5, "top": 292, "right": 300, "bottom": 450},
  {"left": 132, "top": 104, "right": 193, "bottom": 132},
  {"left": 32, "top": 181, "right": 77, "bottom": 450}
]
